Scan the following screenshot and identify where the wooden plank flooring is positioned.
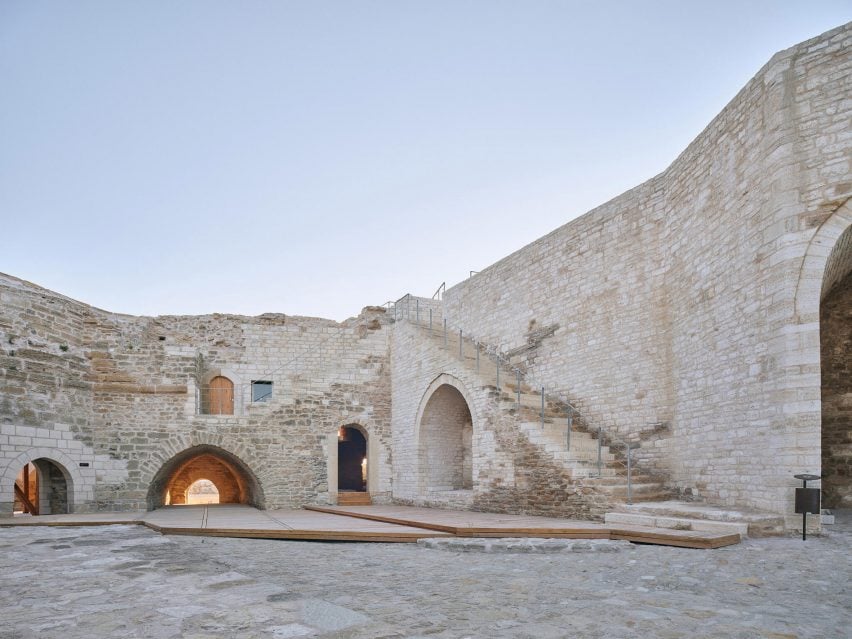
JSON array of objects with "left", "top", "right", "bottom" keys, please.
[
  {"left": 0, "top": 504, "right": 741, "bottom": 548},
  {"left": 0, "top": 505, "right": 449, "bottom": 542},
  {"left": 305, "top": 505, "right": 741, "bottom": 549},
  {"left": 0, "top": 512, "right": 143, "bottom": 527},
  {"left": 143, "top": 505, "right": 451, "bottom": 542}
]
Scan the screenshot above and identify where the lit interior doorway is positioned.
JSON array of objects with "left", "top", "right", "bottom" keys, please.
[{"left": 338, "top": 426, "right": 367, "bottom": 492}]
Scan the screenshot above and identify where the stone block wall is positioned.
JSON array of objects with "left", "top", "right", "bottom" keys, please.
[
  {"left": 443, "top": 23, "right": 852, "bottom": 520},
  {"left": 0, "top": 274, "right": 393, "bottom": 514},
  {"left": 390, "top": 321, "right": 615, "bottom": 519}
]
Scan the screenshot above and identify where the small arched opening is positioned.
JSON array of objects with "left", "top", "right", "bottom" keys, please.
[
  {"left": 13, "top": 458, "right": 71, "bottom": 515},
  {"left": 186, "top": 479, "right": 220, "bottom": 505},
  {"left": 418, "top": 382, "right": 473, "bottom": 492},
  {"left": 821, "top": 222, "right": 852, "bottom": 509},
  {"left": 338, "top": 425, "right": 367, "bottom": 492},
  {"left": 147, "top": 445, "right": 264, "bottom": 510}
]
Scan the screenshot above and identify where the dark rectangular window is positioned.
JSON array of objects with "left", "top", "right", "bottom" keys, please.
[{"left": 251, "top": 380, "right": 273, "bottom": 402}]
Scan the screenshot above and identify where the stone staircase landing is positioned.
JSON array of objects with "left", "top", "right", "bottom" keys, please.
[{"left": 606, "top": 500, "right": 786, "bottom": 537}]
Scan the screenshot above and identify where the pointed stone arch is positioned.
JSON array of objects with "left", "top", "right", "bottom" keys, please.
[
  {"left": 146, "top": 444, "right": 265, "bottom": 510},
  {"left": 415, "top": 374, "right": 478, "bottom": 494},
  {"left": 790, "top": 200, "right": 852, "bottom": 509}
]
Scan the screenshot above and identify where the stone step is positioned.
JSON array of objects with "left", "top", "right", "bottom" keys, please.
[
  {"left": 589, "top": 483, "right": 671, "bottom": 501},
  {"left": 336, "top": 492, "right": 372, "bottom": 506},
  {"left": 583, "top": 474, "right": 660, "bottom": 486},
  {"left": 614, "top": 500, "right": 786, "bottom": 537},
  {"left": 603, "top": 512, "right": 747, "bottom": 538},
  {"left": 517, "top": 421, "right": 597, "bottom": 438},
  {"left": 568, "top": 467, "right": 620, "bottom": 478},
  {"left": 520, "top": 434, "right": 612, "bottom": 457}
]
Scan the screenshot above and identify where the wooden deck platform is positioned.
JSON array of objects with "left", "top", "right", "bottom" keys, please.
[
  {"left": 305, "top": 504, "right": 742, "bottom": 549},
  {"left": 1, "top": 504, "right": 742, "bottom": 548},
  {"left": 143, "top": 505, "right": 451, "bottom": 542},
  {"left": 0, "top": 505, "right": 451, "bottom": 543}
]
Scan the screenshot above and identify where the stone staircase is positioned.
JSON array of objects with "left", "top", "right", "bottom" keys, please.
[
  {"left": 409, "top": 318, "right": 671, "bottom": 505},
  {"left": 605, "top": 500, "right": 787, "bottom": 538}
]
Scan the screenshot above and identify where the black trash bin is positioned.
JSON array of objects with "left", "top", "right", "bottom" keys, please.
[{"left": 794, "top": 473, "right": 821, "bottom": 540}]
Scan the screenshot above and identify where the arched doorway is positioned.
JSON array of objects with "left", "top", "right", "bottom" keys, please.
[
  {"left": 418, "top": 382, "right": 473, "bottom": 492},
  {"left": 13, "top": 458, "right": 71, "bottom": 515},
  {"left": 338, "top": 426, "right": 367, "bottom": 492},
  {"left": 821, "top": 223, "right": 852, "bottom": 509},
  {"left": 147, "top": 445, "right": 264, "bottom": 510}
]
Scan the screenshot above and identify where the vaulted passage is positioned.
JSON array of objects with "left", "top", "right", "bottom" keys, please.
[
  {"left": 147, "top": 446, "right": 264, "bottom": 510},
  {"left": 13, "top": 459, "right": 71, "bottom": 515},
  {"left": 821, "top": 226, "right": 852, "bottom": 508},
  {"left": 418, "top": 384, "right": 473, "bottom": 492}
]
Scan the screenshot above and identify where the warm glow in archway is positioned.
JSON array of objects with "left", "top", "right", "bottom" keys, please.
[
  {"left": 186, "top": 479, "right": 220, "bottom": 504},
  {"left": 147, "top": 445, "right": 264, "bottom": 510}
]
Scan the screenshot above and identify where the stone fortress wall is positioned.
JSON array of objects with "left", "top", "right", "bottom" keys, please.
[
  {"left": 0, "top": 23, "right": 850, "bottom": 528},
  {"left": 0, "top": 273, "right": 393, "bottom": 515},
  {"left": 442, "top": 23, "right": 852, "bottom": 524}
]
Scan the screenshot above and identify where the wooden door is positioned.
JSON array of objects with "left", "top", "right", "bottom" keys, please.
[{"left": 208, "top": 376, "right": 234, "bottom": 415}]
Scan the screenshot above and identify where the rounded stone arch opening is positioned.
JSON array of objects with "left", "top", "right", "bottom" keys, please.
[
  {"left": 146, "top": 445, "right": 265, "bottom": 510},
  {"left": 415, "top": 374, "right": 477, "bottom": 493},
  {"left": 793, "top": 200, "right": 852, "bottom": 509},
  {"left": 0, "top": 448, "right": 84, "bottom": 516}
]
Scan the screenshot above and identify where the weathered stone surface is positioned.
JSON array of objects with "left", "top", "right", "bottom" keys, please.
[{"left": 1, "top": 511, "right": 850, "bottom": 638}]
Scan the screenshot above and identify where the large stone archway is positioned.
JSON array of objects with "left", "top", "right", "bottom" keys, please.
[
  {"left": 416, "top": 376, "right": 475, "bottom": 493},
  {"left": 146, "top": 445, "right": 265, "bottom": 510},
  {"left": 820, "top": 223, "right": 852, "bottom": 508},
  {"left": 790, "top": 201, "right": 852, "bottom": 512}
]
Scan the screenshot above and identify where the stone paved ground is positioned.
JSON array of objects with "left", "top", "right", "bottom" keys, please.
[{"left": 1, "top": 512, "right": 850, "bottom": 639}]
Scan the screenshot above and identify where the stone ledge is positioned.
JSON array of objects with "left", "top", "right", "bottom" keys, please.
[{"left": 417, "top": 537, "right": 633, "bottom": 553}]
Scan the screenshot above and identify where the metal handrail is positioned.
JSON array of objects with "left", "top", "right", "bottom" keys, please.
[
  {"left": 432, "top": 282, "right": 446, "bottom": 300},
  {"left": 392, "top": 303, "right": 639, "bottom": 479}
]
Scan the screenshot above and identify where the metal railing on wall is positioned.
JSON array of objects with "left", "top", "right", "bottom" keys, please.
[{"left": 390, "top": 294, "right": 641, "bottom": 487}]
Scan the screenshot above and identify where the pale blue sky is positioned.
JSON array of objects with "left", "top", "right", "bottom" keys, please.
[{"left": 1, "top": 1, "right": 849, "bottom": 320}]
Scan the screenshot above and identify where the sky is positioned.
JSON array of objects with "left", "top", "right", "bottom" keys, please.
[{"left": 1, "top": 1, "right": 849, "bottom": 320}]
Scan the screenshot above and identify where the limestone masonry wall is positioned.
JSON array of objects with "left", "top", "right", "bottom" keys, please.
[
  {"left": 443, "top": 24, "right": 852, "bottom": 521},
  {"left": 0, "top": 273, "right": 392, "bottom": 514}
]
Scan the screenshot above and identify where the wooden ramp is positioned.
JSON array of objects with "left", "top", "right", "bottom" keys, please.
[
  {"left": 305, "top": 504, "right": 741, "bottom": 549},
  {"left": 0, "top": 512, "right": 143, "bottom": 527},
  {"left": 1, "top": 505, "right": 741, "bottom": 548},
  {"left": 142, "top": 505, "right": 449, "bottom": 542},
  {"left": 0, "top": 505, "right": 450, "bottom": 543}
]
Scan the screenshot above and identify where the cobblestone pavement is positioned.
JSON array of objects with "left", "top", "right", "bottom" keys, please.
[{"left": 1, "top": 512, "right": 850, "bottom": 639}]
